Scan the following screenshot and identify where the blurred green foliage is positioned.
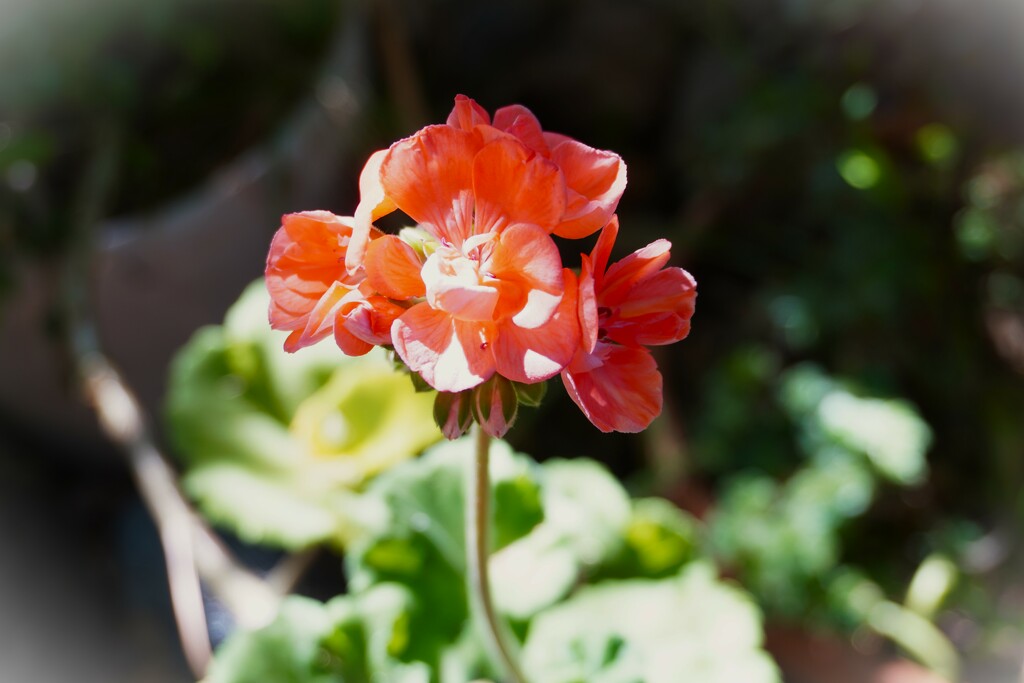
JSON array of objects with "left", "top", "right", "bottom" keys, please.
[
  {"left": 206, "top": 438, "right": 777, "bottom": 683},
  {"left": 708, "top": 363, "right": 932, "bottom": 621},
  {"left": 166, "top": 281, "right": 441, "bottom": 549}
]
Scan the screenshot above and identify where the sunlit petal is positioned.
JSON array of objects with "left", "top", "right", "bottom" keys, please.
[
  {"left": 349, "top": 150, "right": 396, "bottom": 272},
  {"left": 380, "top": 125, "right": 481, "bottom": 246},
  {"left": 392, "top": 304, "right": 496, "bottom": 392},
  {"left": 493, "top": 269, "right": 580, "bottom": 383},
  {"left": 550, "top": 140, "right": 626, "bottom": 239},
  {"left": 473, "top": 138, "right": 566, "bottom": 234},
  {"left": 364, "top": 234, "right": 426, "bottom": 300},
  {"left": 446, "top": 94, "right": 490, "bottom": 130},
  {"left": 561, "top": 344, "right": 662, "bottom": 433}
]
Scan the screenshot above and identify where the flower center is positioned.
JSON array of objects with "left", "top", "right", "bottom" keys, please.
[{"left": 421, "top": 243, "right": 499, "bottom": 322}]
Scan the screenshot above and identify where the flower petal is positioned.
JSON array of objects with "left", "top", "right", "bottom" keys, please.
[
  {"left": 610, "top": 267, "right": 697, "bottom": 347},
  {"left": 550, "top": 140, "right": 627, "bottom": 239},
  {"left": 333, "top": 321, "right": 374, "bottom": 356},
  {"left": 266, "top": 211, "right": 355, "bottom": 334},
  {"left": 421, "top": 248, "right": 500, "bottom": 321},
  {"left": 282, "top": 281, "right": 350, "bottom": 352},
  {"left": 447, "top": 94, "right": 490, "bottom": 130},
  {"left": 364, "top": 234, "right": 426, "bottom": 299},
  {"left": 349, "top": 150, "right": 396, "bottom": 272},
  {"left": 489, "top": 223, "right": 564, "bottom": 289},
  {"left": 600, "top": 238, "right": 672, "bottom": 307},
  {"left": 392, "top": 303, "right": 495, "bottom": 392},
  {"left": 561, "top": 344, "right": 662, "bottom": 433},
  {"left": 590, "top": 216, "right": 618, "bottom": 291},
  {"left": 606, "top": 311, "right": 692, "bottom": 348},
  {"left": 615, "top": 267, "right": 697, "bottom": 317},
  {"left": 338, "top": 295, "right": 406, "bottom": 348},
  {"left": 577, "top": 254, "right": 599, "bottom": 353},
  {"left": 485, "top": 223, "right": 565, "bottom": 325},
  {"left": 511, "top": 289, "right": 562, "bottom": 329},
  {"left": 493, "top": 268, "right": 580, "bottom": 383},
  {"left": 380, "top": 125, "right": 481, "bottom": 246},
  {"left": 492, "top": 104, "right": 549, "bottom": 155},
  {"left": 473, "top": 138, "right": 566, "bottom": 234}
]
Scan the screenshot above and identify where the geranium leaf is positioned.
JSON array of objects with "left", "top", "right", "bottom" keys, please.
[
  {"left": 166, "top": 280, "right": 441, "bottom": 550},
  {"left": 521, "top": 563, "right": 780, "bottom": 683}
]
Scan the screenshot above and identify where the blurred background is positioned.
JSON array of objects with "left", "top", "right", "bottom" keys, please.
[{"left": 3, "top": 0, "right": 1024, "bottom": 681}]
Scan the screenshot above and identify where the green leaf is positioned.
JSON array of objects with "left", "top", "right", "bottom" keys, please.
[
  {"left": 345, "top": 440, "right": 650, "bottom": 677},
  {"left": 165, "top": 280, "right": 441, "bottom": 550},
  {"left": 207, "top": 440, "right": 777, "bottom": 683},
  {"left": 204, "top": 596, "right": 346, "bottom": 683},
  {"left": 594, "top": 497, "right": 702, "bottom": 580},
  {"left": 816, "top": 391, "right": 931, "bottom": 485},
  {"left": 488, "top": 458, "right": 634, "bottom": 620},
  {"left": 346, "top": 438, "right": 539, "bottom": 675},
  {"left": 206, "top": 592, "right": 435, "bottom": 683},
  {"left": 520, "top": 563, "right": 780, "bottom": 683},
  {"left": 183, "top": 463, "right": 345, "bottom": 549}
]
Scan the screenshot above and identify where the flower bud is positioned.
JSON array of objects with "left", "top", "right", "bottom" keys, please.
[
  {"left": 434, "top": 390, "right": 473, "bottom": 440},
  {"left": 472, "top": 375, "right": 519, "bottom": 438},
  {"left": 513, "top": 380, "right": 547, "bottom": 407}
]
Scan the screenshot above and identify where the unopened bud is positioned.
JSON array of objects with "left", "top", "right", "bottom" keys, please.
[
  {"left": 472, "top": 375, "right": 519, "bottom": 438},
  {"left": 513, "top": 379, "right": 547, "bottom": 407},
  {"left": 434, "top": 390, "right": 473, "bottom": 440}
]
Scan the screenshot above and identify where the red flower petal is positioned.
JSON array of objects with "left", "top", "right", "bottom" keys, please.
[
  {"left": 600, "top": 239, "right": 672, "bottom": 307},
  {"left": 380, "top": 125, "right": 482, "bottom": 246},
  {"left": 364, "top": 234, "right": 426, "bottom": 299},
  {"left": 615, "top": 267, "right": 697, "bottom": 319},
  {"left": 392, "top": 303, "right": 496, "bottom": 392},
  {"left": 472, "top": 138, "right": 566, "bottom": 234},
  {"left": 492, "top": 104, "right": 549, "bottom": 155},
  {"left": 492, "top": 269, "right": 580, "bottom": 384},
  {"left": 487, "top": 223, "right": 564, "bottom": 289},
  {"left": 577, "top": 255, "right": 599, "bottom": 354},
  {"left": 266, "top": 211, "right": 355, "bottom": 335},
  {"left": 282, "top": 281, "right": 350, "bottom": 352},
  {"left": 447, "top": 94, "right": 490, "bottom": 130},
  {"left": 550, "top": 140, "right": 627, "bottom": 239},
  {"left": 348, "top": 150, "right": 396, "bottom": 272},
  {"left": 421, "top": 246, "right": 501, "bottom": 322},
  {"left": 333, "top": 321, "right": 374, "bottom": 356},
  {"left": 590, "top": 216, "right": 619, "bottom": 291},
  {"left": 337, "top": 295, "right": 406, "bottom": 349},
  {"left": 561, "top": 344, "right": 662, "bottom": 433}
]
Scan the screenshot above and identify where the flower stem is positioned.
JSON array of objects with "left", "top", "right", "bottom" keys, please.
[{"left": 467, "top": 426, "right": 528, "bottom": 683}]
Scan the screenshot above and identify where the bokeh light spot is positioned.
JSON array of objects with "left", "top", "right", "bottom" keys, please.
[
  {"left": 916, "top": 123, "right": 959, "bottom": 165},
  {"left": 841, "top": 83, "right": 877, "bottom": 121},
  {"left": 837, "top": 149, "right": 881, "bottom": 190}
]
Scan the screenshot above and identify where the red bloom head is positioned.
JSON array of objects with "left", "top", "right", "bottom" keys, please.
[
  {"left": 265, "top": 95, "right": 694, "bottom": 439},
  {"left": 562, "top": 217, "right": 697, "bottom": 433}
]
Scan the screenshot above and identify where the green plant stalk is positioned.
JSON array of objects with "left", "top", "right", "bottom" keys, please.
[{"left": 467, "top": 426, "right": 528, "bottom": 683}]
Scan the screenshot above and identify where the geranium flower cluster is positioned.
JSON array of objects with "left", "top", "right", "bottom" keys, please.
[{"left": 266, "top": 95, "right": 696, "bottom": 438}]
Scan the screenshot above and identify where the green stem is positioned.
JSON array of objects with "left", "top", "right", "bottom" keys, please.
[{"left": 467, "top": 426, "right": 528, "bottom": 683}]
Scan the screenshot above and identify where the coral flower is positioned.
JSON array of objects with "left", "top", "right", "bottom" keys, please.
[
  {"left": 355, "top": 123, "right": 581, "bottom": 392},
  {"left": 561, "top": 217, "right": 697, "bottom": 433},
  {"left": 266, "top": 97, "right": 693, "bottom": 437},
  {"left": 265, "top": 211, "right": 403, "bottom": 355},
  {"left": 446, "top": 95, "right": 628, "bottom": 240}
]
